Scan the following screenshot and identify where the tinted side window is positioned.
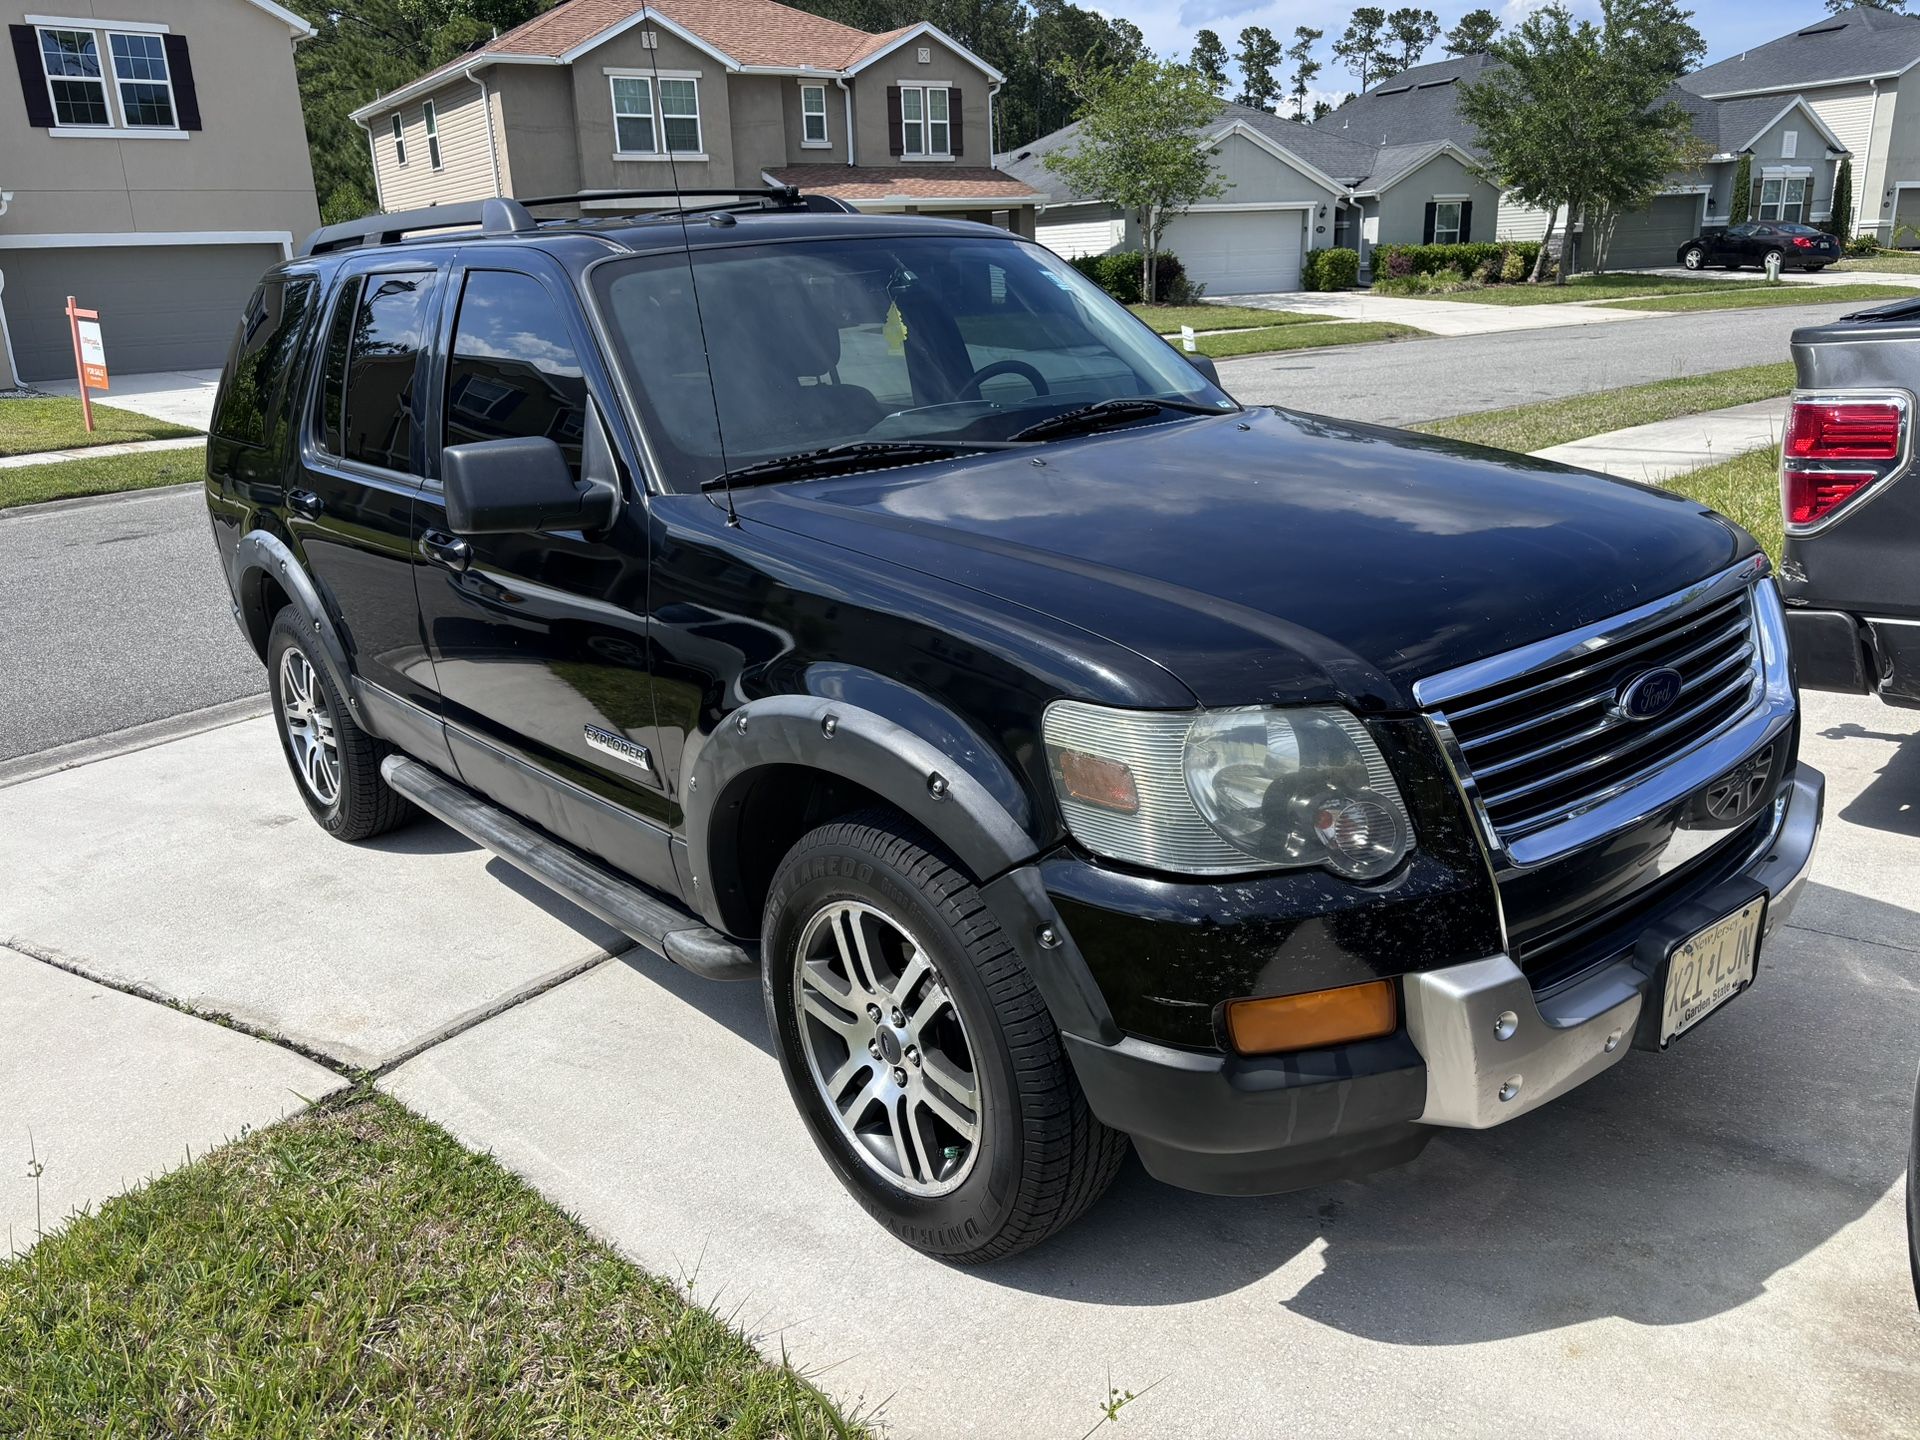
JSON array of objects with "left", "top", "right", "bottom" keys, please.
[
  {"left": 316, "top": 275, "right": 361, "bottom": 456},
  {"left": 444, "top": 270, "right": 588, "bottom": 477},
  {"left": 212, "top": 277, "right": 316, "bottom": 446},
  {"left": 333, "top": 271, "right": 435, "bottom": 473}
]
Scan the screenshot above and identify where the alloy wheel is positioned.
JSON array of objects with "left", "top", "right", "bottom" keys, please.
[
  {"left": 794, "top": 900, "right": 982, "bottom": 1197},
  {"left": 278, "top": 647, "right": 340, "bottom": 807}
]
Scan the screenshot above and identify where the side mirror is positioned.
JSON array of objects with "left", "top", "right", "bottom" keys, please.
[
  {"left": 1188, "top": 353, "right": 1223, "bottom": 388},
  {"left": 442, "top": 436, "right": 619, "bottom": 536}
]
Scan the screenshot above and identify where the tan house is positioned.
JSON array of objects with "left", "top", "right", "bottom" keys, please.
[
  {"left": 0, "top": 0, "right": 319, "bottom": 386},
  {"left": 350, "top": 0, "right": 1043, "bottom": 233}
]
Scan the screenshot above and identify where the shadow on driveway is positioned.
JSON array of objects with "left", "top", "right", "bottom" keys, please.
[{"left": 1821, "top": 718, "right": 1920, "bottom": 840}]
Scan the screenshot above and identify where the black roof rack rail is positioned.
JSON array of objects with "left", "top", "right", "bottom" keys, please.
[
  {"left": 298, "top": 196, "right": 535, "bottom": 257},
  {"left": 516, "top": 186, "right": 856, "bottom": 214}
]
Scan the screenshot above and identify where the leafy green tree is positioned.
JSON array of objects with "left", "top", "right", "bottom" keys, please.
[
  {"left": 1287, "top": 27, "right": 1324, "bottom": 119},
  {"left": 1729, "top": 152, "right": 1752, "bottom": 224},
  {"left": 1831, "top": 155, "right": 1855, "bottom": 238},
  {"left": 1334, "top": 8, "right": 1392, "bottom": 90},
  {"left": 1234, "top": 25, "right": 1285, "bottom": 110},
  {"left": 1444, "top": 8, "right": 1502, "bottom": 54},
  {"left": 1460, "top": 0, "right": 1705, "bottom": 282},
  {"left": 1191, "top": 29, "right": 1231, "bottom": 95},
  {"left": 1386, "top": 7, "right": 1441, "bottom": 68},
  {"left": 1044, "top": 59, "right": 1227, "bottom": 301}
]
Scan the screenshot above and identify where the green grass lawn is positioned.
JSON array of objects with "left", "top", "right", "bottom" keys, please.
[
  {"left": 1832, "top": 252, "right": 1920, "bottom": 275},
  {"left": 1598, "top": 283, "right": 1915, "bottom": 313},
  {"left": 1662, "top": 444, "right": 1782, "bottom": 563},
  {"left": 0, "top": 396, "right": 199, "bottom": 457},
  {"left": 0, "top": 443, "right": 205, "bottom": 509},
  {"left": 1414, "top": 274, "right": 1793, "bottom": 306},
  {"left": 0, "top": 1092, "right": 866, "bottom": 1439},
  {"left": 1129, "top": 303, "right": 1319, "bottom": 333},
  {"left": 1413, "top": 362, "right": 1794, "bottom": 454},
  {"left": 1199, "top": 319, "right": 1419, "bottom": 358}
]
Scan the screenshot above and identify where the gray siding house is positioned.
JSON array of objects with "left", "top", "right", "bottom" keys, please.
[
  {"left": 0, "top": 0, "right": 319, "bottom": 386},
  {"left": 352, "top": 0, "right": 1044, "bottom": 232}
]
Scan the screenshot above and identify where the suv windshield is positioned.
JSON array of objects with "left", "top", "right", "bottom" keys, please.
[{"left": 592, "top": 233, "right": 1236, "bottom": 492}]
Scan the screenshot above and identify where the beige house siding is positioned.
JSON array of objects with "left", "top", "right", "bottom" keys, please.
[
  {"left": 728, "top": 72, "right": 786, "bottom": 181},
  {"left": 373, "top": 75, "right": 499, "bottom": 209},
  {"left": 850, "top": 35, "right": 992, "bottom": 168},
  {"left": 573, "top": 26, "right": 737, "bottom": 191},
  {"left": 492, "top": 65, "right": 580, "bottom": 200}
]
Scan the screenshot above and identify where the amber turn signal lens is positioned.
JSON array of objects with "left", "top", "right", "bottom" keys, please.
[
  {"left": 1055, "top": 749, "right": 1141, "bottom": 813},
  {"left": 1224, "top": 980, "right": 1397, "bottom": 1056}
]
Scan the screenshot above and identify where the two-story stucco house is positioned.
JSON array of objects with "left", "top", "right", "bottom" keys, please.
[
  {"left": 0, "top": 0, "right": 319, "bottom": 387},
  {"left": 349, "top": 0, "right": 1044, "bottom": 234}
]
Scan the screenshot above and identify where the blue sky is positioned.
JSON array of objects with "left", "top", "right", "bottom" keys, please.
[{"left": 1099, "top": 0, "right": 1823, "bottom": 104}]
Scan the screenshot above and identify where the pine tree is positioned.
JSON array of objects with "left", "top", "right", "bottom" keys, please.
[
  {"left": 1190, "top": 29, "right": 1230, "bottom": 95},
  {"left": 1831, "top": 156, "right": 1855, "bottom": 239},
  {"left": 1287, "top": 27, "right": 1324, "bottom": 120},
  {"left": 1234, "top": 25, "right": 1285, "bottom": 110}
]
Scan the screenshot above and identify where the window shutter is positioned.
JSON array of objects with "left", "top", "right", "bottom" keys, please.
[
  {"left": 163, "top": 34, "right": 201, "bottom": 129},
  {"left": 1458, "top": 200, "right": 1472, "bottom": 243},
  {"left": 10, "top": 25, "right": 56, "bottom": 129},
  {"left": 1422, "top": 201, "right": 1436, "bottom": 243},
  {"left": 949, "top": 86, "right": 963, "bottom": 156},
  {"left": 886, "top": 84, "right": 903, "bottom": 156}
]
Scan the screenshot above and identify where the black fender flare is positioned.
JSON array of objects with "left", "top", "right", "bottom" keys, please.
[
  {"left": 230, "top": 529, "right": 358, "bottom": 713},
  {"left": 685, "top": 691, "right": 1040, "bottom": 928}
]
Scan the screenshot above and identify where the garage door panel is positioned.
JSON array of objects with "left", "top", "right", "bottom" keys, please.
[
  {"left": 3, "top": 244, "right": 281, "bottom": 382},
  {"left": 1603, "top": 195, "right": 1703, "bottom": 271},
  {"left": 1162, "top": 211, "right": 1302, "bottom": 296}
]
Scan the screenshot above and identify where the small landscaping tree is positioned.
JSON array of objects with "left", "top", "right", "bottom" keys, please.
[
  {"left": 1045, "top": 58, "right": 1228, "bottom": 304},
  {"left": 1729, "top": 153, "right": 1752, "bottom": 225},
  {"left": 1831, "top": 156, "right": 1855, "bottom": 240}
]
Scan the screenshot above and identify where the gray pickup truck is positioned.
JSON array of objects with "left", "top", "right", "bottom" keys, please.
[
  {"left": 1778, "top": 297, "right": 1920, "bottom": 1301},
  {"left": 1781, "top": 297, "right": 1920, "bottom": 707}
]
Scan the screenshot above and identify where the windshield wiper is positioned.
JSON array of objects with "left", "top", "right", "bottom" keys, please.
[
  {"left": 699, "top": 439, "right": 1023, "bottom": 492},
  {"left": 1009, "top": 396, "right": 1231, "bottom": 444}
]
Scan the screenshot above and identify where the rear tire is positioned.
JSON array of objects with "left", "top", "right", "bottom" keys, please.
[
  {"left": 1680, "top": 245, "right": 1705, "bottom": 269},
  {"left": 762, "top": 812, "right": 1128, "bottom": 1262},
  {"left": 266, "top": 608, "right": 413, "bottom": 842}
]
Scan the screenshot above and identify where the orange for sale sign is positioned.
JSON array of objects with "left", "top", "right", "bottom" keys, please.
[{"left": 75, "top": 318, "right": 109, "bottom": 391}]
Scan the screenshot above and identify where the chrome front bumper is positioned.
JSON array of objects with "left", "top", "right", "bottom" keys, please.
[{"left": 1402, "top": 762, "right": 1823, "bottom": 1129}]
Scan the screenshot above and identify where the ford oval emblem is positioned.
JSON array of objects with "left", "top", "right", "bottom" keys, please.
[{"left": 1617, "top": 666, "right": 1684, "bottom": 722}]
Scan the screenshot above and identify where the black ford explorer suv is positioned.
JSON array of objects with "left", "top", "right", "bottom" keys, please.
[{"left": 205, "top": 189, "right": 1823, "bottom": 1262}]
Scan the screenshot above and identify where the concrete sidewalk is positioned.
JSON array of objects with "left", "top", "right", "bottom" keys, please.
[
  {"left": 0, "top": 435, "right": 202, "bottom": 471},
  {"left": 1234, "top": 287, "right": 1649, "bottom": 335},
  {"left": 2, "top": 686, "right": 1915, "bottom": 1432},
  {"left": 1531, "top": 397, "right": 1786, "bottom": 481}
]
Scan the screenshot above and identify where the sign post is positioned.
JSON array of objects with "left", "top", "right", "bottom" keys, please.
[{"left": 65, "top": 295, "right": 109, "bottom": 432}]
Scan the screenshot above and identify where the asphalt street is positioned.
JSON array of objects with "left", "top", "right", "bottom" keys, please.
[{"left": 0, "top": 298, "right": 1871, "bottom": 761}]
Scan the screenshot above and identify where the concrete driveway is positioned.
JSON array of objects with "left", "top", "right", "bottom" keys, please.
[
  {"left": 2, "top": 689, "right": 1915, "bottom": 1434},
  {"left": 36, "top": 368, "right": 220, "bottom": 429}
]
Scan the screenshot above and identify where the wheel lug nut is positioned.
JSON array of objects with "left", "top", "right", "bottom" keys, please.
[
  {"left": 905, "top": 1045, "right": 920, "bottom": 1066},
  {"left": 868, "top": 1039, "right": 881, "bottom": 1059},
  {"left": 889, "top": 1007, "right": 904, "bottom": 1027},
  {"left": 892, "top": 1067, "right": 908, "bottom": 1086},
  {"left": 866, "top": 1004, "right": 882, "bottom": 1022}
]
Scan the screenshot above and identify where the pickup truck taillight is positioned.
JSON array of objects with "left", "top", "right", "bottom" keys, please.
[{"left": 1781, "top": 391, "right": 1911, "bottom": 532}]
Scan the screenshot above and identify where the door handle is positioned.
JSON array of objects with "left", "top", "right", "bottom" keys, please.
[
  {"left": 288, "top": 488, "right": 325, "bottom": 518},
  {"left": 419, "top": 530, "right": 472, "bottom": 574}
]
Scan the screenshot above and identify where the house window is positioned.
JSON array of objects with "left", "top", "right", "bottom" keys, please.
[
  {"left": 391, "top": 113, "right": 406, "bottom": 165},
  {"left": 610, "top": 74, "right": 701, "bottom": 155},
  {"left": 1755, "top": 176, "right": 1808, "bottom": 223},
  {"left": 801, "top": 83, "right": 828, "bottom": 145},
  {"left": 38, "top": 29, "right": 111, "bottom": 127},
  {"left": 422, "top": 99, "right": 441, "bottom": 169},
  {"left": 900, "top": 85, "right": 949, "bottom": 157},
  {"left": 1781, "top": 130, "right": 1798, "bottom": 159},
  {"left": 1433, "top": 199, "right": 1463, "bottom": 244},
  {"left": 108, "top": 32, "right": 174, "bottom": 127}
]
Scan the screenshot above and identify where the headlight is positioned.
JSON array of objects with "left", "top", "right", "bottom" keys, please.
[{"left": 1043, "top": 701, "right": 1413, "bottom": 880}]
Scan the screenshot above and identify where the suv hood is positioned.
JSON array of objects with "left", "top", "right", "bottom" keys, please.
[{"left": 735, "top": 406, "right": 1750, "bottom": 709}]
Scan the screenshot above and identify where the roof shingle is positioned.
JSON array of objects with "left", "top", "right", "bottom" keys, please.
[{"left": 1684, "top": 4, "right": 1920, "bottom": 97}]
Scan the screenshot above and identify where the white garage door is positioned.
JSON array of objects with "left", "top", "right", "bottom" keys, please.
[
  {"left": 1161, "top": 210, "right": 1303, "bottom": 296},
  {"left": 1037, "top": 215, "right": 1125, "bottom": 259}
]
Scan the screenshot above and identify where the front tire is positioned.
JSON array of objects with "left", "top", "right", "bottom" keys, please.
[
  {"left": 762, "top": 813, "right": 1128, "bottom": 1262},
  {"left": 266, "top": 608, "right": 413, "bottom": 841}
]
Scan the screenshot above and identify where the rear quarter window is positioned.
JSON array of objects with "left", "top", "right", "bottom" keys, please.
[{"left": 211, "top": 276, "right": 317, "bottom": 447}]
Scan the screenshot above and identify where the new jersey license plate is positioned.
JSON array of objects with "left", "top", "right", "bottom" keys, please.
[{"left": 1660, "top": 897, "right": 1766, "bottom": 1046}]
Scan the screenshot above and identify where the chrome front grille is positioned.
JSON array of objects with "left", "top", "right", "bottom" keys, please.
[{"left": 1421, "top": 576, "right": 1769, "bottom": 854}]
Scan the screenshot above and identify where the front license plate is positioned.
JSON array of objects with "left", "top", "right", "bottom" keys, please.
[{"left": 1660, "top": 897, "right": 1766, "bottom": 1045}]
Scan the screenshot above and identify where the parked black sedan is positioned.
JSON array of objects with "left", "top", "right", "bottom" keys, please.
[{"left": 1677, "top": 222, "right": 1839, "bottom": 272}]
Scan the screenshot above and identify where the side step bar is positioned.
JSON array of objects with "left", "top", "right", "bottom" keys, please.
[{"left": 380, "top": 755, "right": 758, "bottom": 982}]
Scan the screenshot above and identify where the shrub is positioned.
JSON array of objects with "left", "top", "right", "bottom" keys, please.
[
  {"left": 1371, "top": 241, "right": 1542, "bottom": 282},
  {"left": 1302, "top": 247, "right": 1360, "bottom": 291},
  {"left": 1845, "top": 232, "right": 1880, "bottom": 257},
  {"left": 1067, "top": 250, "right": 1186, "bottom": 304},
  {"left": 1499, "top": 248, "right": 1529, "bottom": 282},
  {"left": 1373, "top": 265, "right": 1480, "bottom": 296}
]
